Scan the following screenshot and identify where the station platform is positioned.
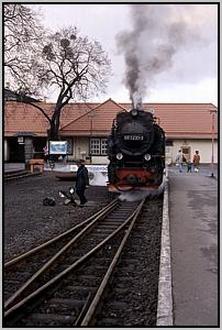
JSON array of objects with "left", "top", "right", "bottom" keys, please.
[
  {"left": 167, "top": 165, "right": 218, "bottom": 326},
  {"left": 4, "top": 163, "right": 25, "bottom": 173}
]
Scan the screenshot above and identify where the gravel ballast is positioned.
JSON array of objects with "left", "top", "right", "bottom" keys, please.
[{"left": 4, "top": 172, "right": 111, "bottom": 261}]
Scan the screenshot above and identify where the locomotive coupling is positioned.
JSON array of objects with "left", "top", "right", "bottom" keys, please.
[{"left": 126, "top": 174, "right": 138, "bottom": 185}]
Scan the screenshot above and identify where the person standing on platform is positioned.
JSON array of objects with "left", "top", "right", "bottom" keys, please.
[
  {"left": 175, "top": 150, "right": 186, "bottom": 173},
  {"left": 43, "top": 145, "right": 49, "bottom": 163},
  {"left": 193, "top": 150, "right": 200, "bottom": 172},
  {"left": 186, "top": 160, "right": 192, "bottom": 173},
  {"left": 75, "top": 159, "right": 89, "bottom": 207}
]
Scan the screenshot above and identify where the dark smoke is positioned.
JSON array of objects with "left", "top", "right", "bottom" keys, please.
[{"left": 116, "top": 5, "right": 196, "bottom": 108}]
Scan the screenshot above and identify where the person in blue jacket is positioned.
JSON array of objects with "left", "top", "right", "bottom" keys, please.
[{"left": 75, "top": 159, "right": 89, "bottom": 207}]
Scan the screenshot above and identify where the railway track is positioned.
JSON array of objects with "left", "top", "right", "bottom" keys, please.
[
  {"left": 4, "top": 170, "right": 41, "bottom": 181},
  {"left": 4, "top": 197, "right": 162, "bottom": 327},
  {"left": 4, "top": 199, "right": 119, "bottom": 302}
]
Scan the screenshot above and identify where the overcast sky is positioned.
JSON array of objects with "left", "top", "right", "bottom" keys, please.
[{"left": 34, "top": 4, "right": 217, "bottom": 105}]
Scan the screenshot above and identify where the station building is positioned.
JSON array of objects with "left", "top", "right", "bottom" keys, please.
[{"left": 4, "top": 98, "right": 218, "bottom": 165}]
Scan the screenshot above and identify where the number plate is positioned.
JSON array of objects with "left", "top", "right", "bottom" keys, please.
[{"left": 123, "top": 135, "right": 144, "bottom": 141}]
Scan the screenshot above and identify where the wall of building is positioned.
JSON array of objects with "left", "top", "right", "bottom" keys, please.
[
  {"left": 70, "top": 137, "right": 109, "bottom": 164},
  {"left": 6, "top": 135, "right": 216, "bottom": 165},
  {"left": 91, "top": 156, "right": 109, "bottom": 164},
  {"left": 71, "top": 137, "right": 89, "bottom": 161},
  {"left": 71, "top": 137, "right": 217, "bottom": 165},
  {"left": 168, "top": 139, "right": 218, "bottom": 164}
]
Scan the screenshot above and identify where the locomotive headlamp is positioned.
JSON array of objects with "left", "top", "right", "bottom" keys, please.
[
  {"left": 131, "top": 109, "right": 138, "bottom": 117},
  {"left": 144, "top": 154, "right": 151, "bottom": 161},
  {"left": 116, "top": 153, "right": 123, "bottom": 160}
]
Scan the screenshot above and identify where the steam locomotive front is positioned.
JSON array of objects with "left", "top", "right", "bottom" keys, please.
[
  {"left": 107, "top": 108, "right": 164, "bottom": 191},
  {"left": 115, "top": 109, "right": 154, "bottom": 161}
]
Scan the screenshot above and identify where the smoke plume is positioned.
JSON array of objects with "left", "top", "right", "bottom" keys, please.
[{"left": 116, "top": 5, "right": 203, "bottom": 108}]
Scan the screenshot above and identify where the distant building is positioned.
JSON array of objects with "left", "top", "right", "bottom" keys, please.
[
  {"left": 4, "top": 98, "right": 218, "bottom": 164},
  {"left": 4, "top": 88, "right": 40, "bottom": 103}
]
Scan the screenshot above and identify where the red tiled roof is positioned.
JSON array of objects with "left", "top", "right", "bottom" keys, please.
[
  {"left": 60, "top": 101, "right": 217, "bottom": 138},
  {"left": 139, "top": 103, "right": 218, "bottom": 138},
  {"left": 4, "top": 101, "right": 99, "bottom": 137},
  {"left": 4, "top": 99, "right": 217, "bottom": 139},
  {"left": 60, "top": 99, "right": 127, "bottom": 135}
]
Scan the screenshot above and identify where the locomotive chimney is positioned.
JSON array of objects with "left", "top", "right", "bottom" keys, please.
[
  {"left": 131, "top": 101, "right": 144, "bottom": 112},
  {"left": 148, "top": 108, "right": 155, "bottom": 115}
]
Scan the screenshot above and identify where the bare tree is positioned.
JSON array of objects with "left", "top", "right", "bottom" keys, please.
[
  {"left": 4, "top": 9, "right": 111, "bottom": 139},
  {"left": 4, "top": 4, "right": 46, "bottom": 95},
  {"left": 39, "top": 27, "right": 111, "bottom": 139}
]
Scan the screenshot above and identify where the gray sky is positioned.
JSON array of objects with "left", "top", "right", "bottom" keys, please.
[{"left": 34, "top": 4, "right": 217, "bottom": 105}]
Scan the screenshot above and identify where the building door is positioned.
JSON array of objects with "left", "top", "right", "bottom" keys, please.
[
  {"left": 165, "top": 140, "right": 173, "bottom": 165},
  {"left": 181, "top": 146, "right": 191, "bottom": 161},
  {"left": 8, "top": 137, "right": 25, "bottom": 163},
  {"left": 33, "top": 137, "right": 47, "bottom": 158},
  {"left": 165, "top": 146, "right": 173, "bottom": 165}
]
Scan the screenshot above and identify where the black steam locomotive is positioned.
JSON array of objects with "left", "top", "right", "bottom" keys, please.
[{"left": 107, "top": 108, "right": 165, "bottom": 192}]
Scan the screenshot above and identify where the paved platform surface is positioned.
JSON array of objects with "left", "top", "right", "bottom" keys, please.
[{"left": 168, "top": 165, "right": 218, "bottom": 326}]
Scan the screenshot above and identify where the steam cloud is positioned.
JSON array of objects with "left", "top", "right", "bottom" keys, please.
[
  {"left": 116, "top": 5, "right": 203, "bottom": 108},
  {"left": 118, "top": 176, "right": 166, "bottom": 202}
]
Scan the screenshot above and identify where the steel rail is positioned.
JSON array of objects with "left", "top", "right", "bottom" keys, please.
[
  {"left": 4, "top": 173, "right": 40, "bottom": 181},
  {"left": 4, "top": 201, "right": 143, "bottom": 318},
  {"left": 5, "top": 198, "right": 119, "bottom": 268},
  {"left": 80, "top": 198, "right": 145, "bottom": 326},
  {"left": 74, "top": 293, "right": 92, "bottom": 326},
  {"left": 4, "top": 199, "right": 119, "bottom": 311}
]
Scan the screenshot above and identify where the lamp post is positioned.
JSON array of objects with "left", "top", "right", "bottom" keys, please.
[
  {"left": 209, "top": 109, "right": 217, "bottom": 177},
  {"left": 88, "top": 112, "right": 95, "bottom": 164}
]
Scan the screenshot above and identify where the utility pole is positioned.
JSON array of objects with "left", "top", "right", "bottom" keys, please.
[
  {"left": 209, "top": 108, "right": 217, "bottom": 177},
  {"left": 88, "top": 112, "right": 95, "bottom": 164}
]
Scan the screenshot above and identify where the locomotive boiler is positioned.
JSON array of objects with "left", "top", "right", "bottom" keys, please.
[{"left": 107, "top": 108, "right": 165, "bottom": 192}]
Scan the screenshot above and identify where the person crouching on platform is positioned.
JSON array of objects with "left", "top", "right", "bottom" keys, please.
[{"left": 75, "top": 159, "right": 89, "bottom": 207}]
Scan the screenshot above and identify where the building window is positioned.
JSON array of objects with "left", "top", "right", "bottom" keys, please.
[
  {"left": 182, "top": 147, "right": 190, "bottom": 154},
  {"left": 90, "top": 138, "right": 107, "bottom": 155},
  {"left": 181, "top": 146, "right": 191, "bottom": 160},
  {"left": 90, "top": 138, "right": 100, "bottom": 155},
  {"left": 101, "top": 138, "right": 107, "bottom": 155},
  {"left": 17, "top": 136, "right": 24, "bottom": 144}
]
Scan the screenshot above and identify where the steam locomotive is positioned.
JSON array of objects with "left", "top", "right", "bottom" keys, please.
[{"left": 107, "top": 108, "right": 165, "bottom": 192}]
